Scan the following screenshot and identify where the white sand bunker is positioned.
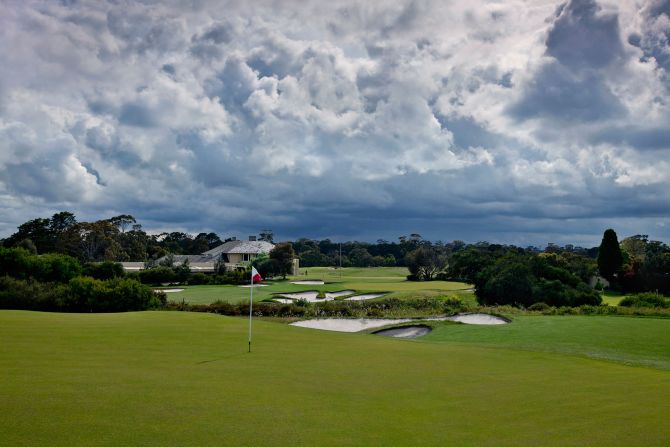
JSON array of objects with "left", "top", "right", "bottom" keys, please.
[
  {"left": 291, "top": 313, "right": 509, "bottom": 332},
  {"left": 374, "top": 325, "right": 432, "bottom": 338},
  {"left": 155, "top": 288, "right": 184, "bottom": 293},
  {"left": 442, "top": 313, "right": 508, "bottom": 325},
  {"left": 274, "top": 291, "right": 324, "bottom": 303},
  {"left": 238, "top": 284, "right": 269, "bottom": 288},
  {"left": 291, "top": 318, "right": 413, "bottom": 332},
  {"left": 273, "top": 289, "right": 357, "bottom": 303},
  {"left": 326, "top": 290, "right": 355, "bottom": 298},
  {"left": 290, "top": 280, "right": 325, "bottom": 285},
  {"left": 344, "top": 293, "right": 387, "bottom": 301},
  {"left": 277, "top": 291, "right": 319, "bottom": 301}
]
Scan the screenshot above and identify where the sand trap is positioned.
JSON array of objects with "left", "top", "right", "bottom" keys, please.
[
  {"left": 374, "top": 325, "right": 432, "bottom": 338},
  {"left": 325, "top": 290, "right": 355, "bottom": 298},
  {"left": 275, "top": 291, "right": 321, "bottom": 302},
  {"left": 155, "top": 288, "right": 184, "bottom": 293},
  {"left": 344, "top": 293, "right": 386, "bottom": 301},
  {"left": 275, "top": 289, "right": 357, "bottom": 303},
  {"left": 443, "top": 313, "right": 508, "bottom": 325},
  {"left": 238, "top": 284, "right": 269, "bottom": 288},
  {"left": 290, "top": 313, "right": 508, "bottom": 332},
  {"left": 291, "top": 318, "right": 413, "bottom": 332},
  {"left": 290, "top": 280, "right": 325, "bottom": 285}
]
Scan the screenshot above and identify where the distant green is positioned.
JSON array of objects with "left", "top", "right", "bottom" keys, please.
[
  {"left": 159, "top": 266, "right": 472, "bottom": 305},
  {"left": 1, "top": 310, "right": 670, "bottom": 446}
]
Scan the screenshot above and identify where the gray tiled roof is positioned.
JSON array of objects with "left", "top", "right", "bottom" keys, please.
[{"left": 203, "top": 240, "right": 274, "bottom": 257}]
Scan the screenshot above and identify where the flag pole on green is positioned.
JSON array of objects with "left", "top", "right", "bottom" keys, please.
[{"left": 248, "top": 266, "right": 262, "bottom": 353}]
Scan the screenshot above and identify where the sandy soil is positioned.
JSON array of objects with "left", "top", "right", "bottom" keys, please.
[
  {"left": 156, "top": 288, "right": 184, "bottom": 293},
  {"left": 290, "top": 280, "right": 325, "bottom": 285}
]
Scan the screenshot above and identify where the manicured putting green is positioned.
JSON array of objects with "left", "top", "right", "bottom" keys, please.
[{"left": 1, "top": 310, "right": 669, "bottom": 446}]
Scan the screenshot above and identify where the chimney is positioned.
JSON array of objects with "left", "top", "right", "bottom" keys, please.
[{"left": 249, "top": 235, "right": 257, "bottom": 241}]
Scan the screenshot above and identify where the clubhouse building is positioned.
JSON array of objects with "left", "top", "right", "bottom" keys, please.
[{"left": 121, "top": 237, "right": 298, "bottom": 274}]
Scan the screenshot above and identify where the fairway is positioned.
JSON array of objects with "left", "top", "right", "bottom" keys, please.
[
  {"left": 160, "top": 266, "right": 473, "bottom": 305},
  {"left": 423, "top": 315, "right": 670, "bottom": 370},
  {"left": 2, "top": 311, "right": 670, "bottom": 446}
]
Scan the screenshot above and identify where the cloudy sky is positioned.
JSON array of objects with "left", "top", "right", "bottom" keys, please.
[{"left": 1, "top": 0, "right": 669, "bottom": 246}]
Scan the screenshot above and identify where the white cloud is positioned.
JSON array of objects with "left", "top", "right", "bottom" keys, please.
[{"left": 0, "top": 0, "right": 669, "bottom": 244}]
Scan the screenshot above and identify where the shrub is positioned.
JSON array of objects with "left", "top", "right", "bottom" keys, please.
[
  {"left": 64, "top": 276, "right": 163, "bottom": 312},
  {"left": 139, "top": 266, "right": 177, "bottom": 285},
  {"left": 210, "top": 269, "right": 247, "bottom": 285},
  {"left": 528, "top": 302, "right": 551, "bottom": 312},
  {"left": 0, "top": 276, "right": 66, "bottom": 311},
  {"left": 443, "top": 296, "right": 463, "bottom": 309},
  {"left": 83, "top": 261, "right": 125, "bottom": 280},
  {"left": 0, "top": 247, "right": 82, "bottom": 283},
  {"left": 0, "top": 275, "right": 161, "bottom": 312},
  {"left": 620, "top": 293, "right": 669, "bottom": 308},
  {"left": 188, "top": 273, "right": 210, "bottom": 285}
]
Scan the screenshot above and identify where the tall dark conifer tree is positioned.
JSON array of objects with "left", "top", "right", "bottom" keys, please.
[{"left": 597, "top": 229, "right": 623, "bottom": 283}]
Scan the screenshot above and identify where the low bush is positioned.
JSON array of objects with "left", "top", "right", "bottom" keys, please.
[
  {"left": 0, "top": 247, "right": 82, "bottom": 283},
  {"left": 528, "top": 302, "right": 551, "bottom": 312},
  {"left": 619, "top": 293, "right": 669, "bottom": 308},
  {"left": 188, "top": 273, "right": 210, "bottom": 285},
  {"left": 0, "top": 275, "right": 163, "bottom": 312},
  {"left": 0, "top": 276, "right": 67, "bottom": 311},
  {"left": 83, "top": 261, "right": 125, "bottom": 280},
  {"left": 138, "top": 266, "right": 177, "bottom": 285},
  {"left": 210, "top": 269, "right": 248, "bottom": 285}
]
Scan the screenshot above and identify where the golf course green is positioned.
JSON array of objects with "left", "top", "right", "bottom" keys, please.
[
  {"left": 157, "top": 266, "right": 473, "bottom": 305},
  {"left": 1, "top": 310, "right": 669, "bottom": 446}
]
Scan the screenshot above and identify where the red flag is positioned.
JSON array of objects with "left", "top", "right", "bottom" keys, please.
[{"left": 251, "top": 266, "right": 262, "bottom": 284}]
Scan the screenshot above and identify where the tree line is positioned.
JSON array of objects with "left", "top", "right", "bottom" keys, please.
[
  {"left": 2, "top": 213, "right": 668, "bottom": 307},
  {"left": 1, "top": 211, "right": 233, "bottom": 262}
]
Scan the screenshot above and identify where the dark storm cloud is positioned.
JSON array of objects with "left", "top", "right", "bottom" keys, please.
[
  {"left": 118, "top": 103, "right": 157, "bottom": 127},
  {"left": 546, "top": 0, "right": 623, "bottom": 69},
  {"left": 0, "top": 0, "right": 669, "bottom": 246},
  {"left": 590, "top": 126, "right": 670, "bottom": 150},
  {"left": 510, "top": 0, "right": 627, "bottom": 123},
  {"left": 509, "top": 61, "right": 625, "bottom": 122}
]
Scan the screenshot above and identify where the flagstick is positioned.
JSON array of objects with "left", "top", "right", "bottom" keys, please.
[{"left": 248, "top": 270, "right": 253, "bottom": 353}]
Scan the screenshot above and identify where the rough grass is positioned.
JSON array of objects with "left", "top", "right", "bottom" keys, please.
[
  {"left": 1, "top": 310, "right": 670, "bottom": 446},
  {"left": 160, "top": 267, "right": 472, "bottom": 305}
]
